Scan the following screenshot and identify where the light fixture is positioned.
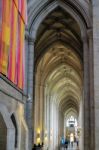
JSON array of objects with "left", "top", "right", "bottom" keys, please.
[
  {"left": 37, "top": 128, "right": 40, "bottom": 134},
  {"left": 44, "top": 129, "right": 48, "bottom": 143},
  {"left": 36, "top": 128, "right": 41, "bottom": 144}
]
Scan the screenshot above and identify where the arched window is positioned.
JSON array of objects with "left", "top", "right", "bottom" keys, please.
[{"left": 66, "top": 116, "right": 77, "bottom": 127}]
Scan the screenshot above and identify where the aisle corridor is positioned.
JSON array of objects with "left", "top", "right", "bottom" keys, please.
[{"left": 0, "top": 1, "right": 97, "bottom": 150}]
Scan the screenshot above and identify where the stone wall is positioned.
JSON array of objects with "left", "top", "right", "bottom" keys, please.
[{"left": 0, "top": 74, "right": 28, "bottom": 150}]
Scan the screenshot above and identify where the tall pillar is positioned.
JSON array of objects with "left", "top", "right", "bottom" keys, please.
[
  {"left": 79, "top": 99, "right": 84, "bottom": 150},
  {"left": 87, "top": 28, "right": 95, "bottom": 150},
  {"left": 34, "top": 83, "right": 39, "bottom": 144},
  {"left": 64, "top": 116, "right": 66, "bottom": 139},
  {"left": 39, "top": 84, "right": 44, "bottom": 143},
  {"left": 83, "top": 34, "right": 90, "bottom": 150},
  {"left": 93, "top": 1, "right": 99, "bottom": 149},
  {"left": 56, "top": 105, "right": 59, "bottom": 149},
  {"left": 24, "top": 30, "right": 29, "bottom": 120},
  {"left": 47, "top": 94, "right": 50, "bottom": 148},
  {"left": 82, "top": 28, "right": 95, "bottom": 150},
  {"left": 26, "top": 34, "right": 34, "bottom": 150},
  {"left": 49, "top": 99, "right": 53, "bottom": 150},
  {"left": 24, "top": 30, "right": 28, "bottom": 95},
  {"left": 43, "top": 86, "right": 48, "bottom": 149}
]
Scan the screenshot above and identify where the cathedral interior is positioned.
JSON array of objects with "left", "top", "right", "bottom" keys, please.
[{"left": 0, "top": 0, "right": 99, "bottom": 150}]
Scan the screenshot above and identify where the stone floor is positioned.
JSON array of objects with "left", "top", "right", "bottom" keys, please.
[{"left": 60, "top": 143, "right": 79, "bottom": 150}]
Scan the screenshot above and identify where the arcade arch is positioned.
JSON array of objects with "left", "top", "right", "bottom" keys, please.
[{"left": 27, "top": 1, "right": 94, "bottom": 150}]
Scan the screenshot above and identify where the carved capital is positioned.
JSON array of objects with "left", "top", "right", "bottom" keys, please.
[
  {"left": 87, "top": 28, "right": 93, "bottom": 39},
  {"left": 25, "top": 27, "right": 29, "bottom": 40},
  {"left": 25, "top": 28, "right": 35, "bottom": 45},
  {"left": 28, "top": 35, "right": 35, "bottom": 45}
]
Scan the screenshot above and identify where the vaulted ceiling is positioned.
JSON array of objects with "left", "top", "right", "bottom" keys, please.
[
  {"left": 35, "top": 7, "right": 83, "bottom": 117},
  {"left": 35, "top": 7, "right": 83, "bottom": 61}
]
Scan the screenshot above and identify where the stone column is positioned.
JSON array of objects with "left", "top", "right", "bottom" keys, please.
[
  {"left": 44, "top": 86, "right": 47, "bottom": 132},
  {"left": 56, "top": 105, "right": 59, "bottom": 149},
  {"left": 34, "top": 83, "right": 39, "bottom": 144},
  {"left": 24, "top": 29, "right": 29, "bottom": 95},
  {"left": 93, "top": 1, "right": 99, "bottom": 149},
  {"left": 83, "top": 34, "right": 90, "bottom": 150},
  {"left": 43, "top": 86, "right": 48, "bottom": 149},
  {"left": 49, "top": 98, "right": 53, "bottom": 149},
  {"left": 64, "top": 116, "right": 66, "bottom": 139},
  {"left": 47, "top": 94, "right": 50, "bottom": 147},
  {"left": 34, "top": 72, "right": 41, "bottom": 144},
  {"left": 79, "top": 98, "right": 84, "bottom": 150},
  {"left": 53, "top": 101, "right": 57, "bottom": 150},
  {"left": 87, "top": 28, "right": 95, "bottom": 150},
  {"left": 83, "top": 28, "right": 95, "bottom": 150},
  {"left": 39, "top": 84, "right": 44, "bottom": 143},
  {"left": 26, "top": 34, "right": 34, "bottom": 150},
  {"left": 24, "top": 30, "right": 29, "bottom": 121}
]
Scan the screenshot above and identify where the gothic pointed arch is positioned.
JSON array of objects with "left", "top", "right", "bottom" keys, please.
[{"left": 28, "top": 0, "right": 91, "bottom": 40}]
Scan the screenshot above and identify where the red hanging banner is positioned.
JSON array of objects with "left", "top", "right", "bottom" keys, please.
[
  {"left": 17, "top": 15, "right": 25, "bottom": 89},
  {"left": 8, "top": 1, "right": 18, "bottom": 83},
  {"left": 0, "top": 0, "right": 3, "bottom": 72},
  {"left": 0, "top": 0, "right": 11, "bottom": 75},
  {"left": 0, "top": 0, "right": 26, "bottom": 89}
]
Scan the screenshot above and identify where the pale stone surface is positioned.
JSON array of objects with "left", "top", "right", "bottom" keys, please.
[{"left": 93, "top": 0, "right": 99, "bottom": 149}]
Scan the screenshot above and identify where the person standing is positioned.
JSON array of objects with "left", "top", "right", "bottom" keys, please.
[
  {"left": 76, "top": 136, "right": 79, "bottom": 147},
  {"left": 65, "top": 139, "right": 68, "bottom": 150}
]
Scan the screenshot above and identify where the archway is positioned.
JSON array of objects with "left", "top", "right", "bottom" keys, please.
[
  {"left": 0, "top": 113, "right": 7, "bottom": 150},
  {"left": 27, "top": 1, "right": 94, "bottom": 150},
  {"left": 0, "top": 105, "right": 15, "bottom": 150},
  {"left": 34, "top": 6, "right": 82, "bottom": 150}
]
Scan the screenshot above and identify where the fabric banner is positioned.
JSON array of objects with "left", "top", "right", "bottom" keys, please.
[
  {"left": 0, "top": 0, "right": 11, "bottom": 75},
  {"left": 13, "top": 0, "right": 27, "bottom": 24},
  {"left": 0, "top": 0, "right": 2, "bottom": 29},
  {"left": 0, "top": 0, "right": 3, "bottom": 72},
  {"left": 0, "top": 0, "right": 26, "bottom": 89},
  {"left": 13, "top": 0, "right": 18, "bottom": 8},
  {"left": 8, "top": 1, "right": 18, "bottom": 83},
  {"left": 17, "top": 15, "right": 25, "bottom": 89}
]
